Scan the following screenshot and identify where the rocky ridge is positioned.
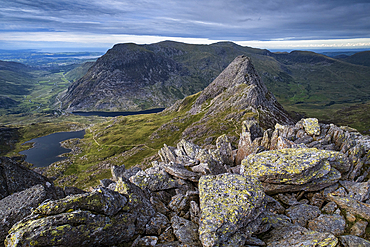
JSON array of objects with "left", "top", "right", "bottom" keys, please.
[{"left": 2, "top": 116, "right": 370, "bottom": 246}]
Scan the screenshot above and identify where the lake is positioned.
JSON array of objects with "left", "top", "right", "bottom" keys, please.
[
  {"left": 19, "top": 130, "right": 85, "bottom": 167},
  {"left": 72, "top": 108, "right": 165, "bottom": 117}
]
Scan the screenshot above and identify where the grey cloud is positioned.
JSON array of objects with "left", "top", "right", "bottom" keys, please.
[{"left": 0, "top": 0, "right": 370, "bottom": 41}]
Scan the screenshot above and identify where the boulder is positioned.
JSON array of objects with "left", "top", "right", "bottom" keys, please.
[
  {"left": 199, "top": 173, "right": 266, "bottom": 247},
  {"left": 171, "top": 216, "right": 201, "bottom": 246},
  {"left": 0, "top": 156, "right": 56, "bottom": 200},
  {"left": 340, "top": 235, "right": 370, "bottom": 247},
  {"left": 307, "top": 214, "right": 346, "bottom": 236},
  {"left": 328, "top": 194, "right": 370, "bottom": 221},
  {"left": 285, "top": 203, "right": 321, "bottom": 227},
  {"left": 216, "top": 134, "right": 234, "bottom": 166},
  {"left": 0, "top": 184, "right": 53, "bottom": 245}
]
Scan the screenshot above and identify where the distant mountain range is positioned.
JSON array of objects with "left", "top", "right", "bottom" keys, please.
[{"left": 60, "top": 41, "right": 370, "bottom": 116}]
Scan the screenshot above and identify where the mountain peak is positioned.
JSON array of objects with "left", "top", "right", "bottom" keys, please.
[{"left": 188, "top": 55, "right": 293, "bottom": 128}]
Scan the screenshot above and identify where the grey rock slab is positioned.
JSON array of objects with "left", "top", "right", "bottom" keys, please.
[
  {"left": 307, "top": 214, "right": 346, "bottom": 236},
  {"left": 145, "top": 213, "right": 170, "bottom": 236},
  {"left": 5, "top": 209, "right": 136, "bottom": 247},
  {"left": 34, "top": 187, "right": 127, "bottom": 216},
  {"left": 0, "top": 184, "right": 51, "bottom": 245},
  {"left": 129, "top": 172, "right": 178, "bottom": 192},
  {"left": 328, "top": 194, "right": 370, "bottom": 220},
  {"left": 340, "top": 235, "right": 370, "bottom": 247},
  {"left": 199, "top": 173, "right": 266, "bottom": 247},
  {"left": 171, "top": 216, "right": 201, "bottom": 246},
  {"left": 339, "top": 180, "right": 370, "bottom": 202},
  {"left": 216, "top": 134, "right": 234, "bottom": 166},
  {"left": 159, "top": 162, "right": 200, "bottom": 182},
  {"left": 242, "top": 148, "right": 332, "bottom": 185},
  {"left": 285, "top": 203, "right": 321, "bottom": 227},
  {"left": 350, "top": 220, "right": 368, "bottom": 237}
]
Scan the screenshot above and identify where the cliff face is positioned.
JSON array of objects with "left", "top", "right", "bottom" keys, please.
[
  {"left": 61, "top": 41, "right": 370, "bottom": 115},
  {"left": 61, "top": 43, "right": 190, "bottom": 111}
]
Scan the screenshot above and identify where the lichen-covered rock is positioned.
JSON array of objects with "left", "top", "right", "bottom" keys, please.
[
  {"left": 322, "top": 201, "right": 338, "bottom": 214},
  {"left": 34, "top": 187, "right": 127, "bottom": 216},
  {"left": 328, "top": 194, "right": 370, "bottom": 220},
  {"left": 114, "top": 177, "right": 156, "bottom": 233},
  {"left": 132, "top": 236, "right": 158, "bottom": 247},
  {"left": 0, "top": 184, "right": 52, "bottom": 245},
  {"left": 145, "top": 213, "right": 170, "bottom": 236},
  {"left": 216, "top": 134, "right": 233, "bottom": 166},
  {"left": 242, "top": 148, "right": 335, "bottom": 185},
  {"left": 111, "top": 164, "right": 126, "bottom": 181},
  {"left": 171, "top": 216, "right": 201, "bottom": 246},
  {"left": 307, "top": 214, "right": 346, "bottom": 236},
  {"left": 0, "top": 156, "right": 56, "bottom": 200},
  {"left": 301, "top": 118, "right": 320, "bottom": 136},
  {"left": 262, "top": 215, "right": 338, "bottom": 247},
  {"left": 129, "top": 172, "right": 178, "bottom": 192},
  {"left": 340, "top": 235, "right": 370, "bottom": 247},
  {"left": 5, "top": 209, "right": 135, "bottom": 247},
  {"left": 350, "top": 220, "right": 368, "bottom": 237},
  {"left": 339, "top": 180, "right": 370, "bottom": 202},
  {"left": 199, "top": 173, "right": 266, "bottom": 247},
  {"left": 159, "top": 162, "right": 200, "bottom": 182},
  {"left": 285, "top": 203, "right": 321, "bottom": 227}
]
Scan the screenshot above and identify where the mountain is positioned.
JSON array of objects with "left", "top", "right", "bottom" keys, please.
[
  {"left": 0, "top": 60, "right": 36, "bottom": 96},
  {"left": 61, "top": 41, "right": 370, "bottom": 116},
  {"left": 44, "top": 55, "right": 293, "bottom": 189},
  {"left": 341, "top": 51, "right": 370, "bottom": 67}
]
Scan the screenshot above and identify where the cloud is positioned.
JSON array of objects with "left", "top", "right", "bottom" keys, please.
[{"left": 0, "top": 0, "right": 369, "bottom": 50}]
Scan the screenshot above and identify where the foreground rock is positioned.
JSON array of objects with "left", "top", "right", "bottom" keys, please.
[
  {"left": 199, "top": 174, "right": 266, "bottom": 246},
  {"left": 242, "top": 148, "right": 345, "bottom": 194}
]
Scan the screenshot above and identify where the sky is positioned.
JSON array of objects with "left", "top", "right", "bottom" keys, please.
[{"left": 1, "top": 0, "right": 370, "bottom": 52}]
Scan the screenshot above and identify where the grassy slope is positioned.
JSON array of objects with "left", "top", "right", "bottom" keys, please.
[{"left": 44, "top": 91, "right": 258, "bottom": 189}]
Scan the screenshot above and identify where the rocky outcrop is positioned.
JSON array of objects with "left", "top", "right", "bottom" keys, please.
[
  {"left": 0, "top": 156, "right": 57, "bottom": 200},
  {"left": 3, "top": 116, "right": 370, "bottom": 246},
  {"left": 199, "top": 174, "right": 266, "bottom": 247}
]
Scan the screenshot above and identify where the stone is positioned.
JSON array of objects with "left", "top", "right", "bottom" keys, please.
[
  {"left": 340, "top": 235, "right": 370, "bottom": 247},
  {"left": 168, "top": 194, "right": 189, "bottom": 217},
  {"left": 301, "top": 118, "right": 320, "bottom": 136},
  {"left": 307, "top": 214, "right": 346, "bottom": 236},
  {"left": 216, "top": 134, "right": 234, "bottom": 166},
  {"left": 328, "top": 194, "right": 370, "bottom": 221},
  {"left": 129, "top": 172, "right": 178, "bottom": 192},
  {"left": 159, "top": 162, "right": 200, "bottom": 182},
  {"left": 199, "top": 174, "right": 266, "bottom": 247},
  {"left": 275, "top": 193, "right": 299, "bottom": 206},
  {"left": 0, "top": 184, "right": 52, "bottom": 245},
  {"left": 5, "top": 210, "right": 136, "bottom": 247},
  {"left": 262, "top": 167, "right": 341, "bottom": 194},
  {"left": 321, "top": 201, "right": 338, "bottom": 214},
  {"left": 158, "top": 226, "right": 176, "bottom": 243},
  {"left": 350, "top": 220, "right": 368, "bottom": 237},
  {"left": 171, "top": 216, "right": 201, "bottom": 246},
  {"left": 176, "top": 139, "right": 201, "bottom": 159},
  {"left": 111, "top": 164, "right": 125, "bottom": 181},
  {"left": 339, "top": 180, "right": 370, "bottom": 202},
  {"left": 158, "top": 144, "right": 177, "bottom": 163},
  {"left": 0, "top": 156, "right": 56, "bottom": 200},
  {"left": 34, "top": 187, "right": 127, "bottom": 216},
  {"left": 262, "top": 220, "right": 338, "bottom": 247},
  {"left": 145, "top": 213, "right": 170, "bottom": 236},
  {"left": 285, "top": 203, "right": 321, "bottom": 227},
  {"left": 132, "top": 236, "right": 158, "bottom": 247},
  {"left": 242, "top": 148, "right": 333, "bottom": 185}
]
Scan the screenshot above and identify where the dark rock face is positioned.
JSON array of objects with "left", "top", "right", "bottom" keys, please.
[
  {"left": 187, "top": 55, "right": 293, "bottom": 129},
  {"left": 0, "top": 157, "right": 56, "bottom": 200},
  {"left": 62, "top": 43, "right": 188, "bottom": 111},
  {"left": 0, "top": 185, "right": 53, "bottom": 245}
]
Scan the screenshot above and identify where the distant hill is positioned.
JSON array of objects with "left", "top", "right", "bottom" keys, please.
[
  {"left": 0, "top": 60, "right": 36, "bottom": 96},
  {"left": 61, "top": 42, "right": 370, "bottom": 116},
  {"left": 341, "top": 51, "right": 370, "bottom": 67}
]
